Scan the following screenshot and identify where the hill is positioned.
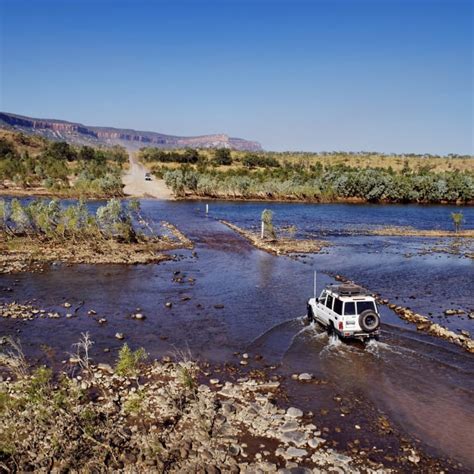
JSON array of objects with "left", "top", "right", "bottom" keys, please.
[{"left": 0, "top": 112, "right": 262, "bottom": 152}]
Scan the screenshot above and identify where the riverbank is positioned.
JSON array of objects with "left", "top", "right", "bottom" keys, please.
[
  {"left": 220, "top": 220, "right": 328, "bottom": 255},
  {"left": 0, "top": 223, "right": 192, "bottom": 274},
  {"left": 0, "top": 186, "right": 124, "bottom": 199},
  {"left": 0, "top": 337, "right": 447, "bottom": 473}
]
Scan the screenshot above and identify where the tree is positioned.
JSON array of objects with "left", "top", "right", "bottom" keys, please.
[
  {"left": 213, "top": 148, "right": 232, "bottom": 166},
  {"left": 451, "top": 211, "right": 463, "bottom": 233},
  {"left": 47, "top": 142, "right": 77, "bottom": 162},
  {"left": 261, "top": 209, "right": 276, "bottom": 240}
]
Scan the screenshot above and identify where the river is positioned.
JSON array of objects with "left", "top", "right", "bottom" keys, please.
[{"left": 1, "top": 200, "right": 473, "bottom": 470}]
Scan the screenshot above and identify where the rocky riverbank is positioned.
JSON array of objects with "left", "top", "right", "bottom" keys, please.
[
  {"left": 0, "top": 223, "right": 192, "bottom": 274},
  {"left": 220, "top": 221, "right": 328, "bottom": 256},
  {"left": 0, "top": 344, "right": 385, "bottom": 473}
]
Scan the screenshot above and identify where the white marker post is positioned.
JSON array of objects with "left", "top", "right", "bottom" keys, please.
[
  {"left": 261, "top": 221, "right": 265, "bottom": 239},
  {"left": 206, "top": 204, "right": 209, "bottom": 215},
  {"left": 313, "top": 270, "right": 317, "bottom": 299}
]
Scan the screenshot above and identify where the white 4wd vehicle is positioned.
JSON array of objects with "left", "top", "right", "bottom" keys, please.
[{"left": 307, "top": 283, "right": 380, "bottom": 340}]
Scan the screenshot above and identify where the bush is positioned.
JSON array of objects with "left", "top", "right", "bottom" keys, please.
[
  {"left": 115, "top": 344, "right": 147, "bottom": 377},
  {"left": 213, "top": 148, "right": 232, "bottom": 166},
  {"left": 242, "top": 154, "right": 280, "bottom": 169}
]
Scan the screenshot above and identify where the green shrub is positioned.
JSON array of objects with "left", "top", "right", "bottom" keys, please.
[{"left": 115, "top": 344, "right": 147, "bottom": 377}]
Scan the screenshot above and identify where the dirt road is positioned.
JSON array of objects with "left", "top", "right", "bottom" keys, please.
[{"left": 122, "top": 153, "right": 174, "bottom": 199}]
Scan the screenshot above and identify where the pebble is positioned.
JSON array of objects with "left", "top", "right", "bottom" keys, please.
[
  {"left": 98, "top": 363, "right": 114, "bottom": 374},
  {"left": 286, "top": 407, "right": 303, "bottom": 418},
  {"left": 298, "top": 373, "right": 313, "bottom": 381},
  {"left": 134, "top": 313, "right": 145, "bottom": 320},
  {"left": 115, "top": 332, "right": 125, "bottom": 340},
  {"left": 165, "top": 302, "right": 172, "bottom": 308},
  {"left": 64, "top": 302, "right": 72, "bottom": 308},
  {"left": 98, "top": 318, "right": 107, "bottom": 324},
  {"left": 284, "top": 446, "right": 307, "bottom": 459},
  {"left": 209, "top": 378, "right": 219, "bottom": 385}
]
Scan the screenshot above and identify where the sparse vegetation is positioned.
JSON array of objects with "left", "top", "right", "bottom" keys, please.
[
  {"left": 115, "top": 343, "right": 147, "bottom": 377},
  {"left": 160, "top": 163, "right": 474, "bottom": 204},
  {"left": 261, "top": 209, "right": 276, "bottom": 240},
  {"left": 0, "top": 198, "right": 139, "bottom": 243},
  {"left": 0, "top": 131, "right": 126, "bottom": 197},
  {"left": 451, "top": 211, "right": 464, "bottom": 233}
]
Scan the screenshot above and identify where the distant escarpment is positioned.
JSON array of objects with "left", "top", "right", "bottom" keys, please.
[{"left": 0, "top": 112, "right": 262, "bottom": 151}]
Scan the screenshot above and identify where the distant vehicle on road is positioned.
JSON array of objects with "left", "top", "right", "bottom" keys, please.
[
  {"left": 145, "top": 173, "right": 152, "bottom": 181},
  {"left": 307, "top": 283, "right": 380, "bottom": 341}
]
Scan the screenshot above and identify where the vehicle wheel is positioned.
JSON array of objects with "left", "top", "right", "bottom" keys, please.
[
  {"left": 359, "top": 310, "right": 380, "bottom": 333},
  {"left": 327, "top": 322, "right": 335, "bottom": 337},
  {"left": 307, "top": 304, "right": 314, "bottom": 322}
]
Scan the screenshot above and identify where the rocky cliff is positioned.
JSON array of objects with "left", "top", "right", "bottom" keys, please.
[{"left": 0, "top": 112, "right": 262, "bottom": 151}]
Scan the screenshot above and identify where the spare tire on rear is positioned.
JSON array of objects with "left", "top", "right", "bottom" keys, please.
[{"left": 359, "top": 310, "right": 380, "bottom": 332}]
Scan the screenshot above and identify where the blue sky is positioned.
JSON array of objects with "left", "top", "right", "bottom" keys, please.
[{"left": 0, "top": 0, "right": 472, "bottom": 154}]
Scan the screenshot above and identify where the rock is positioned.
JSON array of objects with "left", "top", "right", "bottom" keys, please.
[
  {"left": 64, "top": 302, "right": 72, "bottom": 308},
  {"left": 468, "top": 312, "right": 474, "bottom": 320},
  {"left": 134, "top": 313, "right": 145, "bottom": 320},
  {"left": 228, "top": 444, "right": 240, "bottom": 456},
  {"left": 284, "top": 446, "right": 307, "bottom": 459},
  {"left": 88, "top": 309, "right": 97, "bottom": 315},
  {"left": 242, "top": 353, "right": 249, "bottom": 359},
  {"left": 280, "top": 430, "right": 306, "bottom": 446},
  {"left": 98, "top": 363, "right": 114, "bottom": 374},
  {"left": 280, "top": 420, "right": 299, "bottom": 432},
  {"left": 461, "top": 330, "right": 470, "bottom": 337},
  {"left": 286, "top": 407, "right": 303, "bottom": 418},
  {"left": 408, "top": 450, "right": 420, "bottom": 464},
  {"left": 115, "top": 332, "right": 125, "bottom": 340},
  {"left": 209, "top": 378, "right": 219, "bottom": 385},
  {"left": 298, "top": 373, "right": 313, "bottom": 381},
  {"left": 240, "top": 360, "right": 248, "bottom": 366},
  {"left": 307, "top": 438, "right": 320, "bottom": 449},
  {"left": 66, "top": 313, "right": 73, "bottom": 318},
  {"left": 165, "top": 302, "right": 172, "bottom": 308},
  {"left": 214, "top": 304, "right": 224, "bottom": 309},
  {"left": 69, "top": 357, "right": 81, "bottom": 364}
]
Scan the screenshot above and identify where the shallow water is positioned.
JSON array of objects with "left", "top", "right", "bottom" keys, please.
[{"left": 1, "top": 200, "right": 473, "bottom": 468}]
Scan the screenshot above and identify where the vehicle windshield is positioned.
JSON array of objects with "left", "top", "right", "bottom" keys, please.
[{"left": 356, "top": 301, "right": 376, "bottom": 314}]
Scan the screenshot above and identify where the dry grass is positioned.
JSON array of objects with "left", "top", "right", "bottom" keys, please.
[{"left": 145, "top": 148, "right": 473, "bottom": 173}]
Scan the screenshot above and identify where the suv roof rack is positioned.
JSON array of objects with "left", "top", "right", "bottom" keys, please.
[{"left": 327, "top": 283, "right": 368, "bottom": 296}]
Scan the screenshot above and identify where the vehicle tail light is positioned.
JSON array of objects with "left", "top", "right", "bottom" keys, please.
[{"left": 338, "top": 321, "right": 343, "bottom": 330}]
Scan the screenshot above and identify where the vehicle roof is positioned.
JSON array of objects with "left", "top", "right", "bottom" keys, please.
[{"left": 324, "top": 283, "right": 375, "bottom": 300}]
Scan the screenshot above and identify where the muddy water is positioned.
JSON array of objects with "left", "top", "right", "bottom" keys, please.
[{"left": 1, "top": 200, "right": 473, "bottom": 468}]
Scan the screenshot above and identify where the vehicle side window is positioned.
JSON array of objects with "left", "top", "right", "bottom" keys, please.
[
  {"left": 356, "top": 301, "right": 376, "bottom": 313},
  {"left": 326, "top": 295, "right": 334, "bottom": 310},
  {"left": 333, "top": 298, "right": 343, "bottom": 315},
  {"left": 318, "top": 291, "right": 327, "bottom": 305},
  {"left": 344, "top": 302, "right": 356, "bottom": 315}
]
